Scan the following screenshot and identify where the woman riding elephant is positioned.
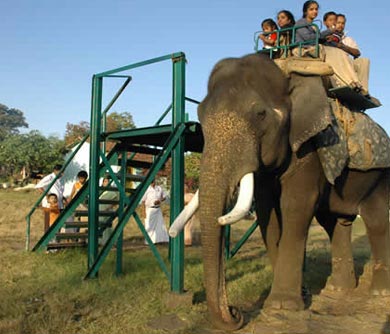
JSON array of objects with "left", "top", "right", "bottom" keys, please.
[{"left": 169, "top": 53, "right": 390, "bottom": 330}]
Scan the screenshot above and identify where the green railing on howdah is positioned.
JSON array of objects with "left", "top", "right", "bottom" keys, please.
[
  {"left": 25, "top": 133, "right": 90, "bottom": 251},
  {"left": 254, "top": 23, "right": 320, "bottom": 58}
]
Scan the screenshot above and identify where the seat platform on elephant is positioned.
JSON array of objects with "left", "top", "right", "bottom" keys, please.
[
  {"left": 255, "top": 24, "right": 382, "bottom": 113},
  {"left": 328, "top": 86, "right": 381, "bottom": 111}
]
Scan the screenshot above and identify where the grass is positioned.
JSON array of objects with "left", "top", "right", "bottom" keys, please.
[{"left": 0, "top": 190, "right": 372, "bottom": 334}]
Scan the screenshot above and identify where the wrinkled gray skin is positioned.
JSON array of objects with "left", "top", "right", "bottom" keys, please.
[{"left": 198, "top": 53, "right": 390, "bottom": 330}]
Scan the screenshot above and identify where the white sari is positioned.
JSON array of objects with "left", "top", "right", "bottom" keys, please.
[{"left": 145, "top": 207, "right": 169, "bottom": 243}]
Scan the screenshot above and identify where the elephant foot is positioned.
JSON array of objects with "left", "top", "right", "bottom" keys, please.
[
  {"left": 323, "top": 273, "right": 356, "bottom": 293},
  {"left": 311, "top": 290, "right": 357, "bottom": 315},
  {"left": 370, "top": 264, "right": 390, "bottom": 296},
  {"left": 263, "top": 292, "right": 304, "bottom": 311},
  {"left": 209, "top": 306, "right": 245, "bottom": 331},
  {"left": 371, "top": 288, "right": 390, "bottom": 296},
  {"left": 256, "top": 308, "right": 310, "bottom": 334}
]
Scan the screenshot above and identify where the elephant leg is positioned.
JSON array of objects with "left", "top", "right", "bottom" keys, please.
[
  {"left": 264, "top": 154, "right": 323, "bottom": 310},
  {"left": 260, "top": 209, "right": 281, "bottom": 268},
  {"left": 360, "top": 175, "right": 390, "bottom": 295},
  {"left": 256, "top": 172, "right": 281, "bottom": 268},
  {"left": 317, "top": 213, "right": 356, "bottom": 292}
]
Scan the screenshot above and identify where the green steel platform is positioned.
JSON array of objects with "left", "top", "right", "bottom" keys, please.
[{"left": 106, "top": 122, "right": 203, "bottom": 153}]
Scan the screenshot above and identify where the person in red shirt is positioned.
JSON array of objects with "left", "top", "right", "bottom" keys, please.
[{"left": 259, "top": 18, "right": 278, "bottom": 49}]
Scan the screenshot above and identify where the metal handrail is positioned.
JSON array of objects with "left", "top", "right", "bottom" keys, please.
[
  {"left": 254, "top": 23, "right": 320, "bottom": 58},
  {"left": 155, "top": 97, "right": 200, "bottom": 126},
  {"left": 25, "top": 133, "right": 89, "bottom": 250}
]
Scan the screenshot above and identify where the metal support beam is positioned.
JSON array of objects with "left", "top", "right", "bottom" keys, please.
[
  {"left": 116, "top": 150, "right": 127, "bottom": 276},
  {"left": 169, "top": 54, "right": 186, "bottom": 293},
  {"left": 88, "top": 75, "right": 103, "bottom": 276}
]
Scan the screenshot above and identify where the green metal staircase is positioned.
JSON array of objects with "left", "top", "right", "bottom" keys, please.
[{"left": 28, "top": 52, "right": 204, "bottom": 294}]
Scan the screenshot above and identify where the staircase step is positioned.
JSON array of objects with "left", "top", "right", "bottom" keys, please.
[
  {"left": 118, "top": 144, "right": 162, "bottom": 156},
  {"left": 119, "top": 159, "right": 153, "bottom": 169},
  {"left": 64, "top": 221, "right": 112, "bottom": 229},
  {"left": 98, "top": 199, "right": 120, "bottom": 205},
  {"left": 74, "top": 210, "right": 117, "bottom": 217},
  {"left": 124, "top": 174, "right": 146, "bottom": 182},
  {"left": 56, "top": 232, "right": 88, "bottom": 239},
  {"left": 99, "top": 186, "right": 135, "bottom": 193},
  {"left": 64, "top": 222, "right": 89, "bottom": 228},
  {"left": 108, "top": 173, "right": 145, "bottom": 183},
  {"left": 47, "top": 241, "right": 87, "bottom": 249}
]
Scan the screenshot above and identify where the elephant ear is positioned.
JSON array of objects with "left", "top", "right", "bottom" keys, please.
[{"left": 289, "top": 74, "right": 333, "bottom": 152}]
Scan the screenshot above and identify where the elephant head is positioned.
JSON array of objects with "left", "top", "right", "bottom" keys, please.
[{"left": 196, "top": 54, "right": 291, "bottom": 329}]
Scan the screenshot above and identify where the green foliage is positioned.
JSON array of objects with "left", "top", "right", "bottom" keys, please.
[
  {"left": 106, "top": 111, "right": 136, "bottom": 131},
  {"left": 0, "top": 131, "right": 66, "bottom": 179},
  {"left": 0, "top": 103, "right": 28, "bottom": 141},
  {"left": 64, "top": 121, "right": 90, "bottom": 147},
  {"left": 64, "top": 112, "right": 136, "bottom": 147},
  {"left": 184, "top": 153, "right": 201, "bottom": 190}
]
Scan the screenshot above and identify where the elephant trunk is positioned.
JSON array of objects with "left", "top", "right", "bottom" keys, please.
[{"left": 199, "top": 170, "right": 244, "bottom": 330}]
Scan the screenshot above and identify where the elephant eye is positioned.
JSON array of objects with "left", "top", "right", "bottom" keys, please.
[
  {"left": 250, "top": 102, "right": 266, "bottom": 120},
  {"left": 256, "top": 109, "right": 266, "bottom": 119}
]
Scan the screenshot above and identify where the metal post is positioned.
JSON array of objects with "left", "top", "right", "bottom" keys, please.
[
  {"left": 25, "top": 216, "right": 31, "bottom": 251},
  {"left": 170, "top": 54, "right": 186, "bottom": 293},
  {"left": 116, "top": 150, "right": 127, "bottom": 276},
  {"left": 88, "top": 75, "right": 103, "bottom": 275},
  {"left": 224, "top": 225, "right": 231, "bottom": 260}
]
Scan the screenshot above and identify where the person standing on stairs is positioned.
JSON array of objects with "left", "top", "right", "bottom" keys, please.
[
  {"left": 64, "top": 170, "right": 89, "bottom": 239},
  {"left": 35, "top": 164, "right": 66, "bottom": 232}
]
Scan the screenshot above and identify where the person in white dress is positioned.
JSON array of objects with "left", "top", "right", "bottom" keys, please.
[{"left": 141, "top": 179, "right": 169, "bottom": 244}]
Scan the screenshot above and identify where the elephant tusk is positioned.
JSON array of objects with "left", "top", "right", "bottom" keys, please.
[
  {"left": 169, "top": 190, "right": 199, "bottom": 238},
  {"left": 218, "top": 173, "right": 254, "bottom": 226}
]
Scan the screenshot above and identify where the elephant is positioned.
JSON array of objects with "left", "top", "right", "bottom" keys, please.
[{"left": 169, "top": 53, "right": 390, "bottom": 330}]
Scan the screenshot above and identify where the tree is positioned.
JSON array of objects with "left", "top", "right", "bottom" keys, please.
[
  {"left": 64, "top": 121, "right": 90, "bottom": 147},
  {"left": 0, "top": 131, "right": 66, "bottom": 181},
  {"left": 185, "top": 152, "right": 201, "bottom": 190},
  {"left": 106, "top": 111, "right": 136, "bottom": 131},
  {"left": 0, "top": 104, "right": 28, "bottom": 141},
  {"left": 64, "top": 112, "right": 136, "bottom": 147}
]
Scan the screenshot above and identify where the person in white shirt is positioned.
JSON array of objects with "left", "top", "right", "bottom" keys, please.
[
  {"left": 335, "top": 14, "right": 372, "bottom": 99},
  {"left": 141, "top": 179, "right": 169, "bottom": 244}
]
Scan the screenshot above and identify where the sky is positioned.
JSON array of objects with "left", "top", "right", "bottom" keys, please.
[{"left": 1, "top": 0, "right": 389, "bottom": 138}]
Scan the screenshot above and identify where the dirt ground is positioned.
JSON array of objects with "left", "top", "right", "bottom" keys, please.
[
  {"left": 151, "top": 223, "right": 390, "bottom": 334},
  {"left": 231, "top": 224, "right": 390, "bottom": 334},
  {"left": 1, "top": 189, "right": 390, "bottom": 334}
]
